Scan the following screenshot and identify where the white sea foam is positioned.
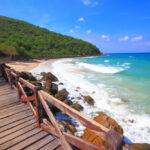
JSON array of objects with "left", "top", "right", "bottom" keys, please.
[
  {"left": 104, "top": 60, "right": 110, "bottom": 63},
  {"left": 78, "top": 62, "right": 124, "bottom": 74},
  {"left": 31, "top": 58, "right": 150, "bottom": 144}
]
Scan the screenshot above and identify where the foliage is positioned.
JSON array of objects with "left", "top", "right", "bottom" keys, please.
[{"left": 0, "top": 16, "right": 102, "bottom": 58}]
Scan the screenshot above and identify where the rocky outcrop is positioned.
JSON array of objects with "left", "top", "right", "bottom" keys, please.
[
  {"left": 84, "top": 96, "right": 95, "bottom": 105},
  {"left": 41, "top": 72, "right": 58, "bottom": 82},
  {"left": 17, "top": 71, "right": 37, "bottom": 81},
  {"left": 55, "top": 88, "right": 69, "bottom": 101},
  {"left": 130, "top": 143, "right": 150, "bottom": 150},
  {"left": 82, "top": 112, "right": 123, "bottom": 148}
]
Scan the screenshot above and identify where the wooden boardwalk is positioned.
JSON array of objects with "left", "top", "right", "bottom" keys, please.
[{"left": 0, "top": 78, "right": 62, "bottom": 150}]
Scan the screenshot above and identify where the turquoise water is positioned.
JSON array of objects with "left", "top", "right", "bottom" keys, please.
[
  {"left": 73, "top": 53, "right": 150, "bottom": 113},
  {"left": 31, "top": 53, "right": 150, "bottom": 143}
]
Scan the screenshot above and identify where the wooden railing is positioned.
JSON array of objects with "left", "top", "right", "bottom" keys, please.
[{"left": 0, "top": 64, "right": 131, "bottom": 150}]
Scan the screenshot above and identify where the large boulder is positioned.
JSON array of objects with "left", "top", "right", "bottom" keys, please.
[
  {"left": 43, "top": 80, "right": 58, "bottom": 95},
  {"left": 41, "top": 72, "right": 58, "bottom": 82},
  {"left": 82, "top": 112, "right": 123, "bottom": 148},
  {"left": 50, "top": 83, "right": 58, "bottom": 95},
  {"left": 55, "top": 88, "right": 69, "bottom": 101},
  {"left": 84, "top": 96, "right": 95, "bottom": 105},
  {"left": 17, "top": 72, "right": 37, "bottom": 81},
  {"left": 130, "top": 143, "right": 150, "bottom": 150},
  {"left": 30, "top": 81, "right": 42, "bottom": 87}
]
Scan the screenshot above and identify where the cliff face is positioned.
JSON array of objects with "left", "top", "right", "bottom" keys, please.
[{"left": 0, "top": 16, "right": 102, "bottom": 59}]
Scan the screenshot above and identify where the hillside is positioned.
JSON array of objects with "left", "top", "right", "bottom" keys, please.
[{"left": 0, "top": 16, "right": 102, "bottom": 59}]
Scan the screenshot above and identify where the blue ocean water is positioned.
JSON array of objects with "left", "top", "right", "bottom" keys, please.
[
  {"left": 31, "top": 53, "right": 150, "bottom": 143},
  {"left": 73, "top": 53, "right": 150, "bottom": 113}
]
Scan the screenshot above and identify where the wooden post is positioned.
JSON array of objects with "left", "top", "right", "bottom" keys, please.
[
  {"left": 105, "top": 129, "right": 123, "bottom": 150},
  {"left": 34, "top": 86, "right": 44, "bottom": 128},
  {"left": 15, "top": 75, "right": 22, "bottom": 100}
]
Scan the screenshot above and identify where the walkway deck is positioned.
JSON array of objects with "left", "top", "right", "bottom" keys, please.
[{"left": 0, "top": 78, "right": 62, "bottom": 150}]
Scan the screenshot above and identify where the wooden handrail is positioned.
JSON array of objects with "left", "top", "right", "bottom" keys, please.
[{"left": 0, "top": 64, "right": 130, "bottom": 150}]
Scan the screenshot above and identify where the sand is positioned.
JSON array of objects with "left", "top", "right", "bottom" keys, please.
[{"left": 6, "top": 59, "right": 48, "bottom": 71}]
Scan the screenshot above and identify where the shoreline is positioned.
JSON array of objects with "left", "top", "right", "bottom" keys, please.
[{"left": 6, "top": 59, "right": 50, "bottom": 72}]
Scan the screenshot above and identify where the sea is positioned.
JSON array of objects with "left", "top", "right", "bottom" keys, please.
[{"left": 31, "top": 53, "right": 150, "bottom": 144}]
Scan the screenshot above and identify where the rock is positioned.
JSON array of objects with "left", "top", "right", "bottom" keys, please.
[
  {"left": 68, "top": 124, "right": 76, "bottom": 134},
  {"left": 75, "top": 89, "right": 79, "bottom": 92},
  {"left": 77, "top": 97, "right": 81, "bottom": 100},
  {"left": 17, "top": 72, "right": 37, "bottom": 81},
  {"left": 121, "top": 98, "right": 128, "bottom": 103},
  {"left": 82, "top": 112, "right": 123, "bottom": 148},
  {"left": 76, "top": 86, "right": 81, "bottom": 89},
  {"left": 59, "top": 82, "right": 64, "bottom": 85},
  {"left": 40, "top": 72, "right": 46, "bottom": 76},
  {"left": 44, "top": 80, "right": 52, "bottom": 91},
  {"left": 84, "top": 96, "right": 95, "bottom": 105},
  {"left": 73, "top": 102, "right": 83, "bottom": 111},
  {"left": 130, "top": 143, "right": 150, "bottom": 150},
  {"left": 30, "top": 81, "right": 42, "bottom": 87},
  {"left": 71, "top": 97, "right": 74, "bottom": 100},
  {"left": 43, "top": 80, "right": 58, "bottom": 95},
  {"left": 50, "top": 83, "right": 58, "bottom": 95},
  {"left": 92, "top": 91, "right": 95, "bottom": 94},
  {"left": 41, "top": 72, "right": 58, "bottom": 82},
  {"left": 63, "top": 99, "right": 73, "bottom": 106},
  {"left": 55, "top": 88, "right": 69, "bottom": 101}
]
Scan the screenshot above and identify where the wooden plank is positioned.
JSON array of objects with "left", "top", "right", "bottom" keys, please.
[
  {"left": 0, "top": 118, "right": 36, "bottom": 138},
  {"left": 0, "top": 106, "right": 29, "bottom": 119},
  {"left": 0, "top": 103, "right": 26, "bottom": 113},
  {"left": 9, "top": 131, "right": 48, "bottom": 150},
  {"left": 0, "top": 128, "right": 42, "bottom": 150},
  {"left": 39, "top": 90, "right": 109, "bottom": 133},
  {"left": 0, "top": 102, "right": 20, "bottom": 110},
  {"left": 0, "top": 123, "right": 36, "bottom": 144},
  {"left": 39, "top": 92, "right": 72, "bottom": 150},
  {"left": 0, "top": 110, "right": 33, "bottom": 127},
  {"left": 41, "top": 123, "right": 102, "bottom": 150},
  {"left": 40, "top": 138, "right": 61, "bottom": 150},
  {"left": 24, "top": 135, "right": 55, "bottom": 150},
  {"left": 0, "top": 101, "right": 19, "bottom": 109},
  {"left": 0, "top": 115, "right": 34, "bottom": 133}
]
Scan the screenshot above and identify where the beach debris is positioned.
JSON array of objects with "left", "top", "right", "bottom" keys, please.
[
  {"left": 82, "top": 112, "right": 123, "bottom": 148},
  {"left": 55, "top": 88, "right": 69, "bottom": 101},
  {"left": 84, "top": 95, "right": 95, "bottom": 105}
]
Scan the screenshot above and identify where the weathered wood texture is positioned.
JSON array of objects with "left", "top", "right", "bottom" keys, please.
[{"left": 0, "top": 78, "right": 61, "bottom": 150}]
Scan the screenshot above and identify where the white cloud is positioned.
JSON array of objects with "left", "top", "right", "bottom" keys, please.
[
  {"left": 82, "top": 0, "right": 91, "bottom": 5},
  {"left": 87, "top": 30, "right": 92, "bottom": 34},
  {"left": 81, "top": 0, "right": 98, "bottom": 6},
  {"left": 69, "top": 29, "right": 74, "bottom": 33},
  {"left": 119, "top": 36, "right": 129, "bottom": 41},
  {"left": 132, "top": 36, "right": 143, "bottom": 41},
  {"left": 78, "top": 17, "right": 85, "bottom": 22},
  {"left": 101, "top": 34, "right": 110, "bottom": 41}
]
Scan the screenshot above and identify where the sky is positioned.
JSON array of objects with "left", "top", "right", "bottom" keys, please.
[{"left": 0, "top": 0, "right": 150, "bottom": 53}]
